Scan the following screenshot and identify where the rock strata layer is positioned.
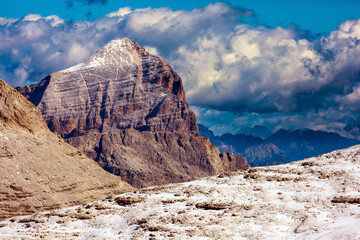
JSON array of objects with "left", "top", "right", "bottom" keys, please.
[
  {"left": 0, "top": 79, "right": 132, "bottom": 220},
  {"left": 66, "top": 129, "right": 249, "bottom": 188},
  {"left": 17, "top": 38, "right": 198, "bottom": 138},
  {"left": 17, "top": 38, "right": 249, "bottom": 187}
]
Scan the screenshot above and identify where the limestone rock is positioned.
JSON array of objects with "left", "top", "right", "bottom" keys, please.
[
  {"left": 16, "top": 39, "right": 249, "bottom": 188},
  {"left": 0, "top": 79, "right": 132, "bottom": 220},
  {"left": 16, "top": 38, "right": 198, "bottom": 138},
  {"left": 66, "top": 129, "right": 250, "bottom": 188}
]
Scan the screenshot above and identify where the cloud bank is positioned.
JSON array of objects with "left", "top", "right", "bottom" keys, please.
[{"left": 0, "top": 3, "right": 359, "bottom": 132}]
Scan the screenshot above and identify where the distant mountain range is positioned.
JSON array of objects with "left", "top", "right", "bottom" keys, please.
[
  {"left": 198, "top": 124, "right": 288, "bottom": 166},
  {"left": 236, "top": 125, "right": 272, "bottom": 139},
  {"left": 199, "top": 124, "right": 360, "bottom": 166},
  {"left": 267, "top": 128, "right": 360, "bottom": 161},
  {"left": 339, "top": 122, "right": 360, "bottom": 140}
]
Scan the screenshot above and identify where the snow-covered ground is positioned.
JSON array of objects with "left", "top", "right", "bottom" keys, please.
[{"left": 1, "top": 145, "right": 360, "bottom": 239}]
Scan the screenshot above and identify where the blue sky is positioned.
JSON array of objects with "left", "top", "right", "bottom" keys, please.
[
  {"left": 1, "top": 0, "right": 359, "bottom": 34},
  {"left": 0, "top": 0, "right": 360, "bottom": 134}
]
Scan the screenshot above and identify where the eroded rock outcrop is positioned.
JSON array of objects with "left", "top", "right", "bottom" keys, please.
[
  {"left": 0, "top": 79, "right": 132, "bottom": 220},
  {"left": 17, "top": 38, "right": 249, "bottom": 187}
]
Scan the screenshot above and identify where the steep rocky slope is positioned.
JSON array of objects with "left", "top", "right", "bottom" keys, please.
[
  {"left": 1, "top": 144, "right": 359, "bottom": 239},
  {"left": 198, "top": 124, "right": 288, "bottom": 166},
  {"left": 17, "top": 39, "right": 250, "bottom": 187},
  {"left": 0, "top": 79, "right": 132, "bottom": 220},
  {"left": 17, "top": 38, "right": 198, "bottom": 138},
  {"left": 67, "top": 130, "right": 249, "bottom": 188}
]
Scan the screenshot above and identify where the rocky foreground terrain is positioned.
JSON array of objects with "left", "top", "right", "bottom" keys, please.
[
  {"left": 0, "top": 79, "right": 132, "bottom": 220},
  {"left": 1, "top": 144, "right": 359, "bottom": 239}
]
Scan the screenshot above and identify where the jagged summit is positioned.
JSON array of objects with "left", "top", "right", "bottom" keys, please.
[{"left": 17, "top": 38, "right": 197, "bottom": 138}]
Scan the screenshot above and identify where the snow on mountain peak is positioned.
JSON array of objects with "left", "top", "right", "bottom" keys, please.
[{"left": 62, "top": 38, "right": 147, "bottom": 73}]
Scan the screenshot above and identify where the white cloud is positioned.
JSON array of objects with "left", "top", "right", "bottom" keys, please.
[
  {"left": 23, "top": 14, "right": 42, "bottom": 22},
  {"left": 106, "top": 7, "right": 132, "bottom": 18},
  {"left": 23, "top": 14, "right": 64, "bottom": 27},
  {"left": 0, "top": 4, "right": 359, "bottom": 130},
  {"left": 67, "top": 43, "right": 90, "bottom": 64},
  {"left": 0, "top": 17, "right": 18, "bottom": 26},
  {"left": 144, "top": 46, "right": 159, "bottom": 56}
]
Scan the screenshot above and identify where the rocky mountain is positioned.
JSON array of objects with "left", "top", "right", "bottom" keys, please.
[
  {"left": 198, "top": 124, "right": 288, "bottom": 166},
  {"left": 267, "top": 128, "right": 360, "bottom": 161},
  {"left": 17, "top": 39, "right": 249, "bottom": 188},
  {"left": 2, "top": 144, "right": 360, "bottom": 239},
  {"left": 236, "top": 125, "right": 272, "bottom": 139},
  {"left": 0, "top": 79, "right": 132, "bottom": 220},
  {"left": 17, "top": 38, "right": 198, "bottom": 138},
  {"left": 67, "top": 130, "right": 249, "bottom": 188},
  {"left": 339, "top": 122, "right": 360, "bottom": 140}
]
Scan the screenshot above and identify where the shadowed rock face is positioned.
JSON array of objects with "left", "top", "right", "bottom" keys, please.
[
  {"left": 66, "top": 129, "right": 249, "bottom": 188},
  {"left": 0, "top": 79, "right": 132, "bottom": 220},
  {"left": 17, "top": 38, "right": 249, "bottom": 188},
  {"left": 17, "top": 38, "right": 198, "bottom": 138}
]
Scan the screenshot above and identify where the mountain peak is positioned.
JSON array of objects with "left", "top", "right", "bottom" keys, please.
[
  {"left": 62, "top": 38, "right": 149, "bottom": 73},
  {"left": 17, "top": 38, "right": 198, "bottom": 138}
]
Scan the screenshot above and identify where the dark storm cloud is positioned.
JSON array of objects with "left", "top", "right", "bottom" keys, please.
[{"left": 0, "top": 3, "right": 360, "bottom": 131}]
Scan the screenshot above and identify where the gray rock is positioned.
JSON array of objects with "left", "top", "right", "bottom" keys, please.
[
  {"left": 17, "top": 39, "right": 250, "bottom": 187},
  {"left": 66, "top": 129, "right": 249, "bottom": 188},
  {"left": 17, "top": 38, "right": 198, "bottom": 138}
]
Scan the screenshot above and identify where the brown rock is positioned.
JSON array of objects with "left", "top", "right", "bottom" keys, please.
[
  {"left": 16, "top": 38, "right": 250, "bottom": 188},
  {"left": 16, "top": 38, "right": 198, "bottom": 138},
  {"left": 0, "top": 79, "right": 132, "bottom": 220},
  {"left": 219, "top": 152, "right": 250, "bottom": 171},
  {"left": 66, "top": 129, "right": 249, "bottom": 188}
]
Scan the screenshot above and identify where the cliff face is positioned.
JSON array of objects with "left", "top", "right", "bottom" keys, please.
[
  {"left": 17, "top": 38, "right": 249, "bottom": 188},
  {"left": 17, "top": 39, "right": 198, "bottom": 138},
  {"left": 66, "top": 130, "right": 249, "bottom": 188},
  {"left": 0, "top": 79, "right": 132, "bottom": 220}
]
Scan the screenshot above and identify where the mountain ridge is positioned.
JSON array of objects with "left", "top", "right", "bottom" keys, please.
[
  {"left": 0, "top": 79, "right": 132, "bottom": 220},
  {"left": 267, "top": 128, "right": 360, "bottom": 161},
  {"left": 198, "top": 124, "right": 288, "bottom": 166}
]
